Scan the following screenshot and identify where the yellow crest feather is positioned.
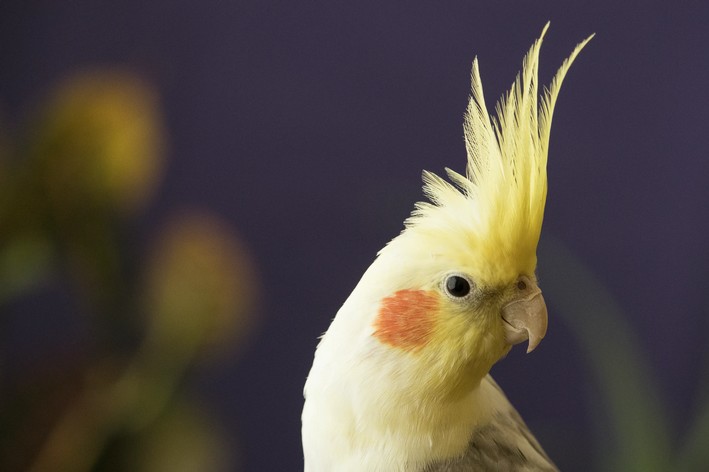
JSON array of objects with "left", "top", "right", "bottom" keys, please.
[{"left": 406, "top": 23, "right": 593, "bottom": 284}]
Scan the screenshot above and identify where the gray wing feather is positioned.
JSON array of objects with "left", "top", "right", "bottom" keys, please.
[{"left": 423, "top": 377, "right": 559, "bottom": 472}]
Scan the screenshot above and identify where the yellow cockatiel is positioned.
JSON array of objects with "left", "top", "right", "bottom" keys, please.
[{"left": 302, "top": 24, "right": 593, "bottom": 471}]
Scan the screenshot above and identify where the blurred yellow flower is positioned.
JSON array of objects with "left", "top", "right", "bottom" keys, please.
[
  {"left": 143, "top": 211, "right": 258, "bottom": 360},
  {"left": 32, "top": 69, "right": 164, "bottom": 214}
]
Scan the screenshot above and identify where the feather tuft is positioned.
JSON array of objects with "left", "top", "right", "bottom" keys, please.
[{"left": 406, "top": 23, "right": 593, "bottom": 284}]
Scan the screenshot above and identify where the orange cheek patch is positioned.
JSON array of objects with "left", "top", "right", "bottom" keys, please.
[{"left": 373, "top": 290, "right": 439, "bottom": 351}]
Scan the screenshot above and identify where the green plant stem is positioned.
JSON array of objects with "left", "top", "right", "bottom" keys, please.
[{"left": 27, "top": 332, "right": 199, "bottom": 472}]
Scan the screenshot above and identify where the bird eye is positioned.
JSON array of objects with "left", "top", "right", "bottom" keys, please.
[
  {"left": 445, "top": 275, "right": 472, "bottom": 298},
  {"left": 517, "top": 280, "right": 527, "bottom": 290}
]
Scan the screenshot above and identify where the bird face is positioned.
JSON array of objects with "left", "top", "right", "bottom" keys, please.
[{"left": 367, "top": 237, "right": 548, "bottom": 400}]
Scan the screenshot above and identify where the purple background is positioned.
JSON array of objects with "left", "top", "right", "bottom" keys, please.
[{"left": 2, "top": 1, "right": 709, "bottom": 470}]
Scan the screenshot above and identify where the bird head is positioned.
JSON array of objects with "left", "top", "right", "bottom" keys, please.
[
  {"left": 323, "top": 24, "right": 592, "bottom": 400},
  {"left": 309, "top": 24, "right": 592, "bottom": 408}
]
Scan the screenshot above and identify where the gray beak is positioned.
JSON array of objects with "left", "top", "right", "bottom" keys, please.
[{"left": 501, "top": 282, "right": 548, "bottom": 353}]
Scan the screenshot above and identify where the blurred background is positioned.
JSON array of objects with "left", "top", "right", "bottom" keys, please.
[{"left": 1, "top": 1, "right": 708, "bottom": 471}]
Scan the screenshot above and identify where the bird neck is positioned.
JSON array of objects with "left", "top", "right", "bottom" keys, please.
[{"left": 303, "top": 347, "right": 499, "bottom": 471}]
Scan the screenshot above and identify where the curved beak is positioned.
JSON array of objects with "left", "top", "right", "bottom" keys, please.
[{"left": 501, "top": 286, "right": 548, "bottom": 353}]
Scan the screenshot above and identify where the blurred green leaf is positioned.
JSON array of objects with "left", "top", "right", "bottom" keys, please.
[
  {"left": 539, "top": 234, "right": 672, "bottom": 472},
  {"left": 124, "top": 400, "right": 234, "bottom": 472},
  {"left": 675, "top": 314, "right": 709, "bottom": 471},
  {"left": 676, "top": 402, "right": 709, "bottom": 472},
  {"left": 0, "top": 234, "right": 53, "bottom": 302}
]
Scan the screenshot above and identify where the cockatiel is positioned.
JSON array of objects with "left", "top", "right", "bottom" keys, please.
[{"left": 302, "top": 24, "right": 592, "bottom": 471}]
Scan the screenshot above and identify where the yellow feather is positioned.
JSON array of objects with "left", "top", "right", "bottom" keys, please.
[{"left": 405, "top": 23, "right": 593, "bottom": 286}]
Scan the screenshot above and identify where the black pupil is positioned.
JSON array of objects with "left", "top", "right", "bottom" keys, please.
[{"left": 446, "top": 276, "right": 470, "bottom": 297}]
